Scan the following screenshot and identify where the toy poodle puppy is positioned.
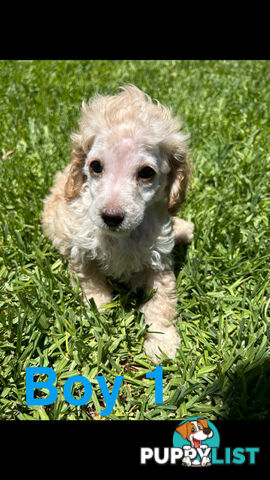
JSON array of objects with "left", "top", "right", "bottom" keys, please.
[{"left": 42, "top": 85, "right": 194, "bottom": 363}]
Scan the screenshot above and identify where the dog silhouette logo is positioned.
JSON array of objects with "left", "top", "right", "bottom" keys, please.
[{"left": 173, "top": 417, "right": 220, "bottom": 467}]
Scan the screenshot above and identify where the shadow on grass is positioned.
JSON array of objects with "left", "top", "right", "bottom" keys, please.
[
  {"left": 220, "top": 358, "right": 270, "bottom": 420},
  {"left": 172, "top": 244, "right": 270, "bottom": 420},
  {"left": 172, "top": 242, "right": 190, "bottom": 279}
]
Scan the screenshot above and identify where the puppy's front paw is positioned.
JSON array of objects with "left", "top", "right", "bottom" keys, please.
[
  {"left": 173, "top": 217, "right": 194, "bottom": 245},
  {"left": 144, "top": 325, "right": 180, "bottom": 363}
]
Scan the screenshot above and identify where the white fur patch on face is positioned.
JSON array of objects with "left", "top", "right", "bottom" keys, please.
[{"left": 83, "top": 136, "right": 170, "bottom": 236}]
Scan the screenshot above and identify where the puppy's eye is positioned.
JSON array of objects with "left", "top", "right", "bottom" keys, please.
[
  {"left": 138, "top": 166, "right": 156, "bottom": 181},
  {"left": 90, "top": 160, "right": 103, "bottom": 175}
]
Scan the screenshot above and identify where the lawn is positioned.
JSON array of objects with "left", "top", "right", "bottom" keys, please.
[{"left": 0, "top": 59, "right": 269, "bottom": 420}]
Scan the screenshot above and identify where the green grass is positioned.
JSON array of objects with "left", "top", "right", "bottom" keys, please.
[{"left": 0, "top": 60, "right": 270, "bottom": 421}]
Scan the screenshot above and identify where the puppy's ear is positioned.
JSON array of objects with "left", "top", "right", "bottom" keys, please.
[
  {"left": 197, "top": 418, "right": 208, "bottom": 430},
  {"left": 162, "top": 133, "right": 191, "bottom": 215},
  {"left": 64, "top": 133, "right": 94, "bottom": 201},
  {"left": 176, "top": 421, "right": 190, "bottom": 439}
]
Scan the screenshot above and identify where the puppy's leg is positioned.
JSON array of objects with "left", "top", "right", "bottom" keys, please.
[
  {"left": 173, "top": 216, "right": 194, "bottom": 245},
  {"left": 140, "top": 269, "right": 180, "bottom": 363},
  {"left": 68, "top": 258, "right": 113, "bottom": 309}
]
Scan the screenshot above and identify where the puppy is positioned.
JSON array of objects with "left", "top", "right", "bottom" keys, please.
[
  {"left": 176, "top": 419, "right": 213, "bottom": 466},
  {"left": 176, "top": 419, "right": 213, "bottom": 448},
  {"left": 42, "top": 85, "right": 194, "bottom": 363}
]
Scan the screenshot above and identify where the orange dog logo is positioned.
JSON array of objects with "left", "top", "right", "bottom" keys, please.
[{"left": 175, "top": 418, "right": 213, "bottom": 466}]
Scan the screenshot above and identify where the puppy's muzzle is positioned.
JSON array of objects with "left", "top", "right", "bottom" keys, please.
[{"left": 101, "top": 208, "right": 125, "bottom": 229}]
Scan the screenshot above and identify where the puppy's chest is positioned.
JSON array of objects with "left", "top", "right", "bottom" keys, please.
[{"left": 92, "top": 233, "right": 173, "bottom": 281}]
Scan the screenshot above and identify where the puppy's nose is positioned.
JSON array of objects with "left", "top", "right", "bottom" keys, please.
[{"left": 101, "top": 209, "right": 125, "bottom": 228}]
